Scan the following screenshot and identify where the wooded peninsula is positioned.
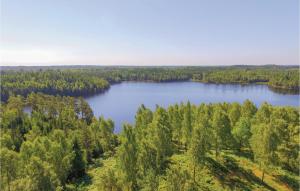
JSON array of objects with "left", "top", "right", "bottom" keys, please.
[{"left": 1, "top": 65, "right": 299, "bottom": 102}]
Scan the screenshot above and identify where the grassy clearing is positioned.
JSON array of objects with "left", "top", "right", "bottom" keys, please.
[{"left": 83, "top": 151, "right": 298, "bottom": 191}]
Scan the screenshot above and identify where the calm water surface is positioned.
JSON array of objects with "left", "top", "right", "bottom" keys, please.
[{"left": 85, "top": 82, "right": 299, "bottom": 133}]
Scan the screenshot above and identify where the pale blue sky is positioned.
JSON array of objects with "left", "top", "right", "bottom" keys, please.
[{"left": 0, "top": 0, "right": 299, "bottom": 66}]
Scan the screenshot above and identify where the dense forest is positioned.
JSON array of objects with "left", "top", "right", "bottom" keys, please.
[
  {"left": 1, "top": 93, "right": 299, "bottom": 191},
  {"left": 0, "top": 70, "right": 110, "bottom": 102},
  {"left": 1, "top": 66, "right": 299, "bottom": 101}
]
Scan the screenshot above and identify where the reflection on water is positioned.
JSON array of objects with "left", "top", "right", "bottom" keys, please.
[
  {"left": 84, "top": 82, "right": 299, "bottom": 133},
  {"left": 268, "top": 87, "right": 299, "bottom": 95}
]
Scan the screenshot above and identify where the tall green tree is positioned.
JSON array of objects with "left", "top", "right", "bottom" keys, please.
[
  {"left": 118, "top": 124, "right": 138, "bottom": 190},
  {"left": 250, "top": 123, "right": 277, "bottom": 183},
  {"left": 99, "top": 117, "right": 115, "bottom": 153},
  {"left": 48, "top": 130, "right": 74, "bottom": 185},
  {"left": 0, "top": 148, "right": 19, "bottom": 191},
  {"left": 68, "top": 138, "right": 86, "bottom": 180},
  {"left": 80, "top": 121, "right": 94, "bottom": 162},
  {"left": 135, "top": 104, "right": 153, "bottom": 133},
  {"left": 232, "top": 117, "right": 252, "bottom": 151},
  {"left": 25, "top": 156, "right": 60, "bottom": 191},
  {"left": 165, "top": 166, "right": 190, "bottom": 191},
  {"left": 78, "top": 97, "right": 94, "bottom": 124},
  {"left": 189, "top": 114, "right": 211, "bottom": 183},
  {"left": 150, "top": 107, "right": 173, "bottom": 172},
  {"left": 168, "top": 104, "right": 183, "bottom": 144},
  {"left": 211, "top": 106, "right": 232, "bottom": 159},
  {"left": 271, "top": 107, "right": 299, "bottom": 172},
  {"left": 182, "top": 101, "right": 192, "bottom": 148},
  {"left": 100, "top": 169, "right": 121, "bottom": 191},
  {"left": 241, "top": 100, "right": 257, "bottom": 119},
  {"left": 138, "top": 140, "right": 157, "bottom": 176},
  {"left": 228, "top": 102, "right": 241, "bottom": 127}
]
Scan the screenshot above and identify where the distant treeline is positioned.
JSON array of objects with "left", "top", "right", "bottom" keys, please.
[
  {"left": 0, "top": 70, "right": 110, "bottom": 102},
  {"left": 1, "top": 66, "right": 299, "bottom": 101}
]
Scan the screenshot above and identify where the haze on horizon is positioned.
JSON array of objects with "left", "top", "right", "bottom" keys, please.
[{"left": 0, "top": 0, "right": 299, "bottom": 66}]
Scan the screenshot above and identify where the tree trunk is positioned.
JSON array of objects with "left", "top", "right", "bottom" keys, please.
[
  {"left": 215, "top": 140, "right": 219, "bottom": 160},
  {"left": 193, "top": 163, "right": 196, "bottom": 183},
  {"left": 261, "top": 170, "right": 265, "bottom": 183},
  {"left": 239, "top": 140, "right": 242, "bottom": 152},
  {"left": 7, "top": 171, "right": 10, "bottom": 191},
  {"left": 215, "top": 147, "right": 219, "bottom": 159}
]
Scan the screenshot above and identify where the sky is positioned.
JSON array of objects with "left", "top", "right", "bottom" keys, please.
[{"left": 0, "top": 0, "right": 299, "bottom": 66}]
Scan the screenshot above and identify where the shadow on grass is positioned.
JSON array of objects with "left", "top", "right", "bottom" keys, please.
[
  {"left": 206, "top": 155, "right": 276, "bottom": 191},
  {"left": 232, "top": 150, "right": 254, "bottom": 161},
  {"left": 275, "top": 174, "right": 299, "bottom": 191},
  {"left": 71, "top": 173, "right": 93, "bottom": 188}
]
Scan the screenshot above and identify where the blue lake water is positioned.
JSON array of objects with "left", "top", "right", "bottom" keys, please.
[{"left": 85, "top": 82, "right": 299, "bottom": 133}]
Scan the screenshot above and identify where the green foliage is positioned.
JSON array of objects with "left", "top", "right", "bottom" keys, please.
[
  {"left": 0, "top": 94, "right": 117, "bottom": 190},
  {"left": 273, "top": 108, "right": 300, "bottom": 172},
  {"left": 189, "top": 109, "right": 211, "bottom": 182},
  {"left": 99, "top": 169, "right": 121, "bottom": 191},
  {"left": 232, "top": 117, "right": 252, "bottom": 150},
  {"left": 2, "top": 66, "right": 299, "bottom": 102},
  {"left": 150, "top": 107, "right": 173, "bottom": 172},
  {"left": 139, "top": 169, "right": 159, "bottom": 191},
  {"left": 0, "top": 148, "right": 20, "bottom": 191},
  {"left": 165, "top": 166, "right": 190, "bottom": 191},
  {"left": 211, "top": 106, "right": 233, "bottom": 158},
  {"left": 68, "top": 138, "right": 86, "bottom": 180},
  {"left": 250, "top": 104, "right": 281, "bottom": 182},
  {"left": 168, "top": 104, "right": 183, "bottom": 143},
  {"left": 1, "top": 70, "right": 110, "bottom": 102},
  {"left": 118, "top": 124, "right": 138, "bottom": 190},
  {"left": 99, "top": 117, "right": 115, "bottom": 153},
  {"left": 0, "top": 92, "right": 299, "bottom": 190},
  {"left": 135, "top": 104, "right": 153, "bottom": 140},
  {"left": 241, "top": 99, "right": 257, "bottom": 119},
  {"left": 182, "top": 101, "right": 193, "bottom": 147},
  {"left": 228, "top": 102, "right": 241, "bottom": 127},
  {"left": 25, "top": 156, "right": 61, "bottom": 191}
]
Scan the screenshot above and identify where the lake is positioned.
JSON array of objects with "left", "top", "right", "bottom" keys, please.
[{"left": 85, "top": 82, "right": 299, "bottom": 133}]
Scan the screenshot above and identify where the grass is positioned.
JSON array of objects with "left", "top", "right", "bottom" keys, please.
[{"left": 82, "top": 151, "right": 299, "bottom": 191}]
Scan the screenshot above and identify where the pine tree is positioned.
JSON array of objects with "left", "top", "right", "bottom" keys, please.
[
  {"left": 182, "top": 101, "right": 192, "bottom": 148},
  {"left": 100, "top": 169, "right": 121, "bottom": 191},
  {"left": 211, "top": 106, "right": 232, "bottom": 159},
  {"left": 99, "top": 117, "right": 115, "bottom": 152},
  {"left": 168, "top": 104, "right": 182, "bottom": 144},
  {"left": 241, "top": 99, "right": 257, "bottom": 119},
  {"left": 150, "top": 107, "right": 172, "bottom": 172},
  {"left": 78, "top": 97, "right": 94, "bottom": 124},
  {"left": 250, "top": 123, "right": 276, "bottom": 183},
  {"left": 118, "top": 124, "right": 138, "bottom": 190},
  {"left": 0, "top": 148, "right": 19, "bottom": 191},
  {"left": 68, "top": 138, "right": 86, "bottom": 180},
  {"left": 25, "top": 156, "right": 60, "bottom": 191},
  {"left": 232, "top": 117, "right": 251, "bottom": 151},
  {"left": 189, "top": 112, "right": 211, "bottom": 183},
  {"left": 80, "top": 122, "right": 94, "bottom": 162},
  {"left": 165, "top": 166, "right": 189, "bottom": 191},
  {"left": 228, "top": 102, "right": 241, "bottom": 127}
]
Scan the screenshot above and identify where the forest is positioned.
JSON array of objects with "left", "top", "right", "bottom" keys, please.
[
  {"left": 1, "top": 93, "right": 299, "bottom": 191},
  {"left": 1, "top": 66, "right": 299, "bottom": 102},
  {"left": 0, "top": 70, "right": 110, "bottom": 102}
]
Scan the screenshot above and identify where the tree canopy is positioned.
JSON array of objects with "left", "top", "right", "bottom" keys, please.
[
  {"left": 1, "top": 66, "right": 299, "bottom": 102},
  {"left": 1, "top": 93, "right": 299, "bottom": 190}
]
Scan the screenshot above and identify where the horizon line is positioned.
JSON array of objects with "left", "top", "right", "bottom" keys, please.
[{"left": 1, "top": 64, "right": 299, "bottom": 67}]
